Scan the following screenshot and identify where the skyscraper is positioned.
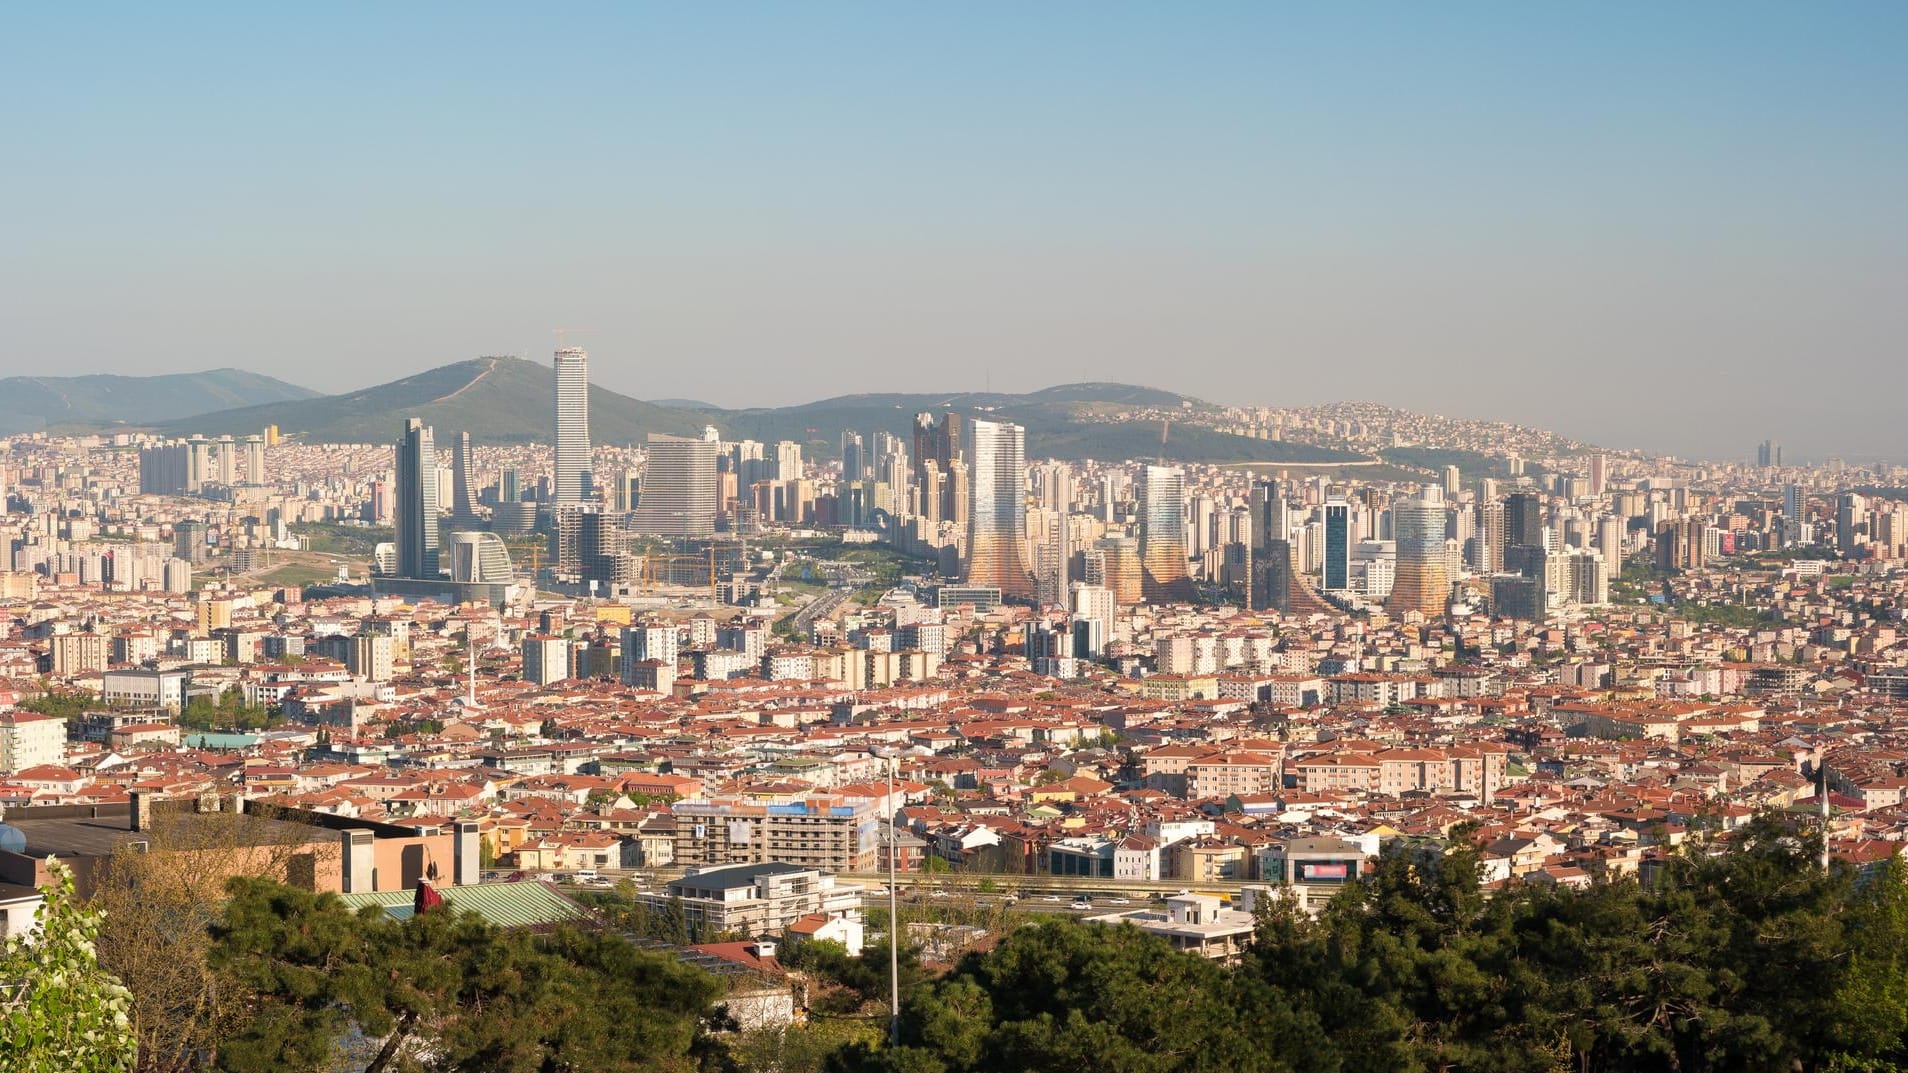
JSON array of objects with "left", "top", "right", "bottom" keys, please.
[
  {"left": 395, "top": 418, "right": 440, "bottom": 580},
  {"left": 1474, "top": 500, "right": 1506, "bottom": 575},
  {"left": 1505, "top": 491, "right": 1543, "bottom": 553},
  {"left": 963, "top": 418, "right": 1033, "bottom": 599},
  {"left": 630, "top": 434, "right": 718, "bottom": 538},
  {"left": 448, "top": 430, "right": 483, "bottom": 525},
  {"left": 1250, "top": 478, "right": 1287, "bottom": 550},
  {"left": 1385, "top": 494, "right": 1450, "bottom": 618},
  {"left": 1784, "top": 483, "right": 1804, "bottom": 545},
  {"left": 552, "top": 348, "right": 591, "bottom": 504},
  {"left": 1322, "top": 499, "right": 1351, "bottom": 591},
  {"left": 1138, "top": 465, "right": 1193, "bottom": 602}
]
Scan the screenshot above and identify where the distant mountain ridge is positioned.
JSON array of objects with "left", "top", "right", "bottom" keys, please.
[
  {"left": 154, "top": 357, "right": 706, "bottom": 445},
  {"left": 0, "top": 369, "right": 319, "bottom": 436},
  {"left": 130, "top": 358, "right": 1361, "bottom": 464}
]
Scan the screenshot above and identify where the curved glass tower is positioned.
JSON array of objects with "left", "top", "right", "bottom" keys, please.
[
  {"left": 962, "top": 418, "right": 1034, "bottom": 599},
  {"left": 1385, "top": 495, "right": 1450, "bottom": 618}
]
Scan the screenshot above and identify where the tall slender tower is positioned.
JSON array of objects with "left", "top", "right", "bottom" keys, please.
[
  {"left": 448, "top": 430, "right": 483, "bottom": 524},
  {"left": 1138, "top": 465, "right": 1193, "bottom": 602},
  {"left": 963, "top": 418, "right": 1033, "bottom": 599},
  {"left": 395, "top": 418, "right": 440, "bottom": 579},
  {"left": 1322, "top": 499, "right": 1352, "bottom": 591},
  {"left": 553, "top": 348, "right": 591, "bottom": 504}
]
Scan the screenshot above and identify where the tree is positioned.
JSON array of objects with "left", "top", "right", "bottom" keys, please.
[
  {"left": 0, "top": 858, "right": 138, "bottom": 1073},
  {"left": 91, "top": 805, "right": 329, "bottom": 1073},
  {"left": 209, "top": 877, "right": 722, "bottom": 1073},
  {"left": 850, "top": 920, "right": 1322, "bottom": 1073}
]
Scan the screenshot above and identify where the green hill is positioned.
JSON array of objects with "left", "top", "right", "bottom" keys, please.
[
  {"left": 156, "top": 357, "right": 706, "bottom": 444},
  {"left": 0, "top": 369, "right": 318, "bottom": 436},
  {"left": 154, "top": 361, "right": 1367, "bottom": 464}
]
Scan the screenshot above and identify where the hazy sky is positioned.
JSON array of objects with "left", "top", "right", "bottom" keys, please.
[{"left": 3, "top": 4, "right": 1904, "bottom": 461}]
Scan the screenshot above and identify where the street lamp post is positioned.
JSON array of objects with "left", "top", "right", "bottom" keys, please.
[{"left": 887, "top": 752, "right": 901, "bottom": 1049}]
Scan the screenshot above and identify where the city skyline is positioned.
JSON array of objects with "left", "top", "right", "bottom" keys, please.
[{"left": 5, "top": 5, "right": 1905, "bottom": 461}]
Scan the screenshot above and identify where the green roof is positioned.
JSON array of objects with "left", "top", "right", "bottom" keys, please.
[{"left": 336, "top": 881, "right": 586, "bottom": 929}]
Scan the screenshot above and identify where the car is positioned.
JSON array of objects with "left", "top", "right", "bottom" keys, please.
[
  {"left": 929, "top": 889, "right": 950, "bottom": 898},
  {"left": 1069, "top": 899, "right": 1093, "bottom": 910},
  {"left": 864, "top": 886, "right": 889, "bottom": 897},
  {"left": 1105, "top": 897, "right": 1131, "bottom": 906},
  {"left": 1041, "top": 894, "right": 1063, "bottom": 903}
]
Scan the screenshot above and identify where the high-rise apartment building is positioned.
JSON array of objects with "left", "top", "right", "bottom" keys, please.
[
  {"left": 963, "top": 418, "right": 1033, "bottom": 599},
  {"left": 1474, "top": 500, "right": 1506, "bottom": 575},
  {"left": 395, "top": 418, "right": 440, "bottom": 580},
  {"left": 552, "top": 348, "right": 591, "bottom": 503},
  {"left": 774, "top": 441, "right": 804, "bottom": 482},
  {"left": 630, "top": 434, "right": 718, "bottom": 538},
  {"left": 1138, "top": 465, "right": 1193, "bottom": 602}
]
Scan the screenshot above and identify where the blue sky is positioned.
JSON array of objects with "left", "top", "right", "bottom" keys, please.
[{"left": 3, "top": 4, "right": 1904, "bottom": 460}]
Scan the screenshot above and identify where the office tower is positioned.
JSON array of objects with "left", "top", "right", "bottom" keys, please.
[
  {"left": 841, "top": 432, "right": 865, "bottom": 482},
  {"left": 1442, "top": 465, "right": 1462, "bottom": 497},
  {"left": 1322, "top": 499, "right": 1351, "bottom": 591},
  {"left": 1474, "top": 500, "right": 1506, "bottom": 574},
  {"left": 1249, "top": 538, "right": 1295, "bottom": 612},
  {"left": 1784, "top": 483, "right": 1804, "bottom": 545},
  {"left": 1588, "top": 454, "right": 1608, "bottom": 497},
  {"left": 395, "top": 418, "right": 440, "bottom": 580},
  {"left": 1137, "top": 465, "right": 1193, "bottom": 602},
  {"left": 1492, "top": 575, "right": 1545, "bottom": 622},
  {"left": 775, "top": 441, "right": 804, "bottom": 482},
  {"left": 579, "top": 511, "right": 634, "bottom": 590},
  {"left": 448, "top": 531, "right": 513, "bottom": 583},
  {"left": 912, "top": 411, "right": 964, "bottom": 487},
  {"left": 1385, "top": 495, "right": 1450, "bottom": 618},
  {"left": 1757, "top": 439, "right": 1782, "bottom": 469},
  {"left": 552, "top": 347, "right": 591, "bottom": 503},
  {"left": 448, "top": 430, "right": 483, "bottom": 525},
  {"left": 1250, "top": 479, "right": 1287, "bottom": 550},
  {"left": 501, "top": 467, "right": 521, "bottom": 503},
  {"left": 631, "top": 434, "right": 719, "bottom": 537},
  {"left": 1505, "top": 492, "right": 1543, "bottom": 552},
  {"left": 963, "top": 419, "right": 1034, "bottom": 599}
]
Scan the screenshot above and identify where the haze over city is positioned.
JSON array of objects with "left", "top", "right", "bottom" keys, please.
[
  {"left": 5, "top": 4, "right": 1906, "bottom": 461},
  {"left": 13, "top": 8, "right": 1908, "bottom": 1073}
]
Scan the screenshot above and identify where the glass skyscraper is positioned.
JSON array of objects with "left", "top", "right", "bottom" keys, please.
[
  {"left": 1323, "top": 499, "right": 1351, "bottom": 591},
  {"left": 553, "top": 347, "right": 591, "bottom": 503},
  {"left": 630, "top": 433, "right": 718, "bottom": 538},
  {"left": 962, "top": 418, "right": 1033, "bottom": 599},
  {"left": 1385, "top": 494, "right": 1451, "bottom": 618},
  {"left": 395, "top": 417, "right": 440, "bottom": 580},
  {"left": 1138, "top": 464, "right": 1192, "bottom": 602}
]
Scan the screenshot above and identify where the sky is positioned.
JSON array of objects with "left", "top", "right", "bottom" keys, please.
[{"left": 3, "top": 3, "right": 1904, "bottom": 462}]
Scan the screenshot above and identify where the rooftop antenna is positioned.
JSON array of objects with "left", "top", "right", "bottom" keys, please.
[{"left": 552, "top": 327, "right": 597, "bottom": 349}]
